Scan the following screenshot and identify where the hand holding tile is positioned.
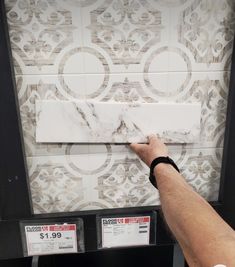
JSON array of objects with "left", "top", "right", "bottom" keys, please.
[{"left": 130, "top": 135, "right": 168, "bottom": 167}]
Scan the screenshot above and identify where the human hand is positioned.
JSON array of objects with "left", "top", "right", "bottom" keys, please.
[{"left": 130, "top": 135, "right": 168, "bottom": 167}]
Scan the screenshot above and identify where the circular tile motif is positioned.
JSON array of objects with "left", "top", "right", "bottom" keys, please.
[
  {"left": 58, "top": 47, "right": 110, "bottom": 98},
  {"left": 144, "top": 47, "right": 192, "bottom": 97}
]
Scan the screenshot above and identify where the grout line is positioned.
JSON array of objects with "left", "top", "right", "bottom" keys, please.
[
  {"left": 25, "top": 146, "right": 224, "bottom": 158},
  {"left": 14, "top": 70, "right": 231, "bottom": 76}
]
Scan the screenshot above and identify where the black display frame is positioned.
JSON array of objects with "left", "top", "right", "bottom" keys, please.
[{"left": 0, "top": 1, "right": 235, "bottom": 264}]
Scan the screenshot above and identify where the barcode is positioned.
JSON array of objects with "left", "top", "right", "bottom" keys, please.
[{"left": 59, "top": 246, "right": 73, "bottom": 249}]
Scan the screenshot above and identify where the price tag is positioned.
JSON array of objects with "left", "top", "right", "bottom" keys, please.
[
  {"left": 101, "top": 216, "right": 150, "bottom": 248},
  {"left": 25, "top": 224, "right": 78, "bottom": 256}
]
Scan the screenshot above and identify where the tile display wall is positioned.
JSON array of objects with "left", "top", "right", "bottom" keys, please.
[{"left": 4, "top": 0, "right": 235, "bottom": 213}]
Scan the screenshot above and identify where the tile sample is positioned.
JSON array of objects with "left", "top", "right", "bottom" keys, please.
[{"left": 36, "top": 100, "right": 201, "bottom": 143}]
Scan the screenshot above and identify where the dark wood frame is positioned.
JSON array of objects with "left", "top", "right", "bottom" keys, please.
[{"left": 0, "top": 1, "right": 234, "bottom": 265}]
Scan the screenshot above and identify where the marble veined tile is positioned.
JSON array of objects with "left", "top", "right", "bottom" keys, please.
[{"left": 36, "top": 100, "right": 201, "bottom": 144}]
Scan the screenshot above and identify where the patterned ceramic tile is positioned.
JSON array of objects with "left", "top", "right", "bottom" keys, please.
[
  {"left": 168, "top": 71, "right": 229, "bottom": 149},
  {"left": 29, "top": 146, "right": 222, "bottom": 213},
  {"left": 91, "top": 153, "right": 158, "bottom": 208},
  {"left": 4, "top": 0, "right": 234, "bottom": 213},
  {"left": 5, "top": 0, "right": 83, "bottom": 75},
  {"left": 170, "top": 0, "right": 235, "bottom": 71},
  {"left": 84, "top": 73, "right": 169, "bottom": 102},
  {"left": 29, "top": 151, "right": 160, "bottom": 214},
  {"left": 81, "top": 0, "right": 171, "bottom": 73},
  {"left": 27, "top": 155, "right": 88, "bottom": 214},
  {"left": 6, "top": 0, "right": 235, "bottom": 75},
  {"left": 172, "top": 147, "right": 222, "bottom": 201}
]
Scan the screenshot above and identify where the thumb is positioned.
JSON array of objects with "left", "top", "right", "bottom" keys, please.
[
  {"left": 129, "top": 143, "right": 139, "bottom": 153},
  {"left": 130, "top": 143, "right": 146, "bottom": 154},
  {"left": 148, "top": 134, "right": 158, "bottom": 145}
]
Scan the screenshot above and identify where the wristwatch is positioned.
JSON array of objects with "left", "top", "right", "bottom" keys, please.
[{"left": 149, "top": 156, "right": 180, "bottom": 189}]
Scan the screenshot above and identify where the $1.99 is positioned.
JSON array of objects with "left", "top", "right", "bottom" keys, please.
[{"left": 40, "top": 232, "right": 62, "bottom": 239}]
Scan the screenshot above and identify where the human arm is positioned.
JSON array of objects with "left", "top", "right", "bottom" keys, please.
[{"left": 130, "top": 135, "right": 235, "bottom": 267}]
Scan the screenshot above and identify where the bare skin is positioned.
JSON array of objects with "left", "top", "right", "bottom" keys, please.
[{"left": 130, "top": 135, "right": 235, "bottom": 267}]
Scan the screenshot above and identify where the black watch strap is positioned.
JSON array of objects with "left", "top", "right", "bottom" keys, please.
[{"left": 149, "top": 156, "right": 180, "bottom": 189}]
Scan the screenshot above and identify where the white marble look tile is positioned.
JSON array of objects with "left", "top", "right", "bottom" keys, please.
[{"left": 36, "top": 100, "right": 201, "bottom": 143}]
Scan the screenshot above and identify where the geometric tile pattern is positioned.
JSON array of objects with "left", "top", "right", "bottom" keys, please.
[
  {"left": 179, "top": 0, "right": 235, "bottom": 65},
  {"left": 4, "top": 0, "right": 235, "bottom": 213},
  {"left": 89, "top": 0, "right": 162, "bottom": 67}
]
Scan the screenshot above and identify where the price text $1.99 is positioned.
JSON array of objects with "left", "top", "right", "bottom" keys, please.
[{"left": 40, "top": 232, "right": 62, "bottom": 239}]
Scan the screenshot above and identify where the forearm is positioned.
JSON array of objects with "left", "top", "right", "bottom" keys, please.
[
  {"left": 155, "top": 164, "right": 235, "bottom": 267},
  {"left": 130, "top": 135, "right": 235, "bottom": 266}
]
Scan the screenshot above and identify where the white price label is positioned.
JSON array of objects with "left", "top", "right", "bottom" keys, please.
[
  {"left": 25, "top": 224, "right": 78, "bottom": 256},
  {"left": 101, "top": 216, "right": 150, "bottom": 248}
]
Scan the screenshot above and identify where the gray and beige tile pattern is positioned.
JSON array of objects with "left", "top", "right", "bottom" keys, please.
[{"left": 5, "top": 0, "right": 235, "bottom": 213}]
